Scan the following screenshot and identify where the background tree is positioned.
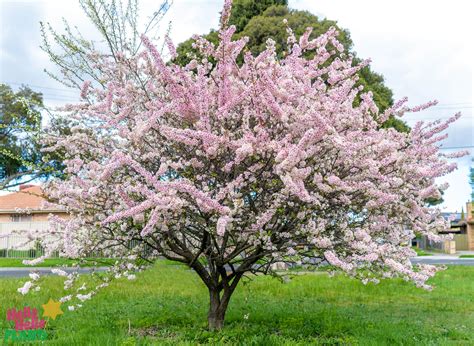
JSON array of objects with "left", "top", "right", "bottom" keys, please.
[
  {"left": 27, "top": 0, "right": 462, "bottom": 331},
  {"left": 425, "top": 191, "right": 444, "bottom": 206},
  {"left": 0, "top": 84, "right": 45, "bottom": 189},
  {"left": 0, "top": 0, "right": 171, "bottom": 189},
  {"left": 0, "top": 84, "right": 72, "bottom": 190},
  {"left": 176, "top": 0, "right": 408, "bottom": 132},
  {"left": 228, "top": 0, "right": 287, "bottom": 32}
]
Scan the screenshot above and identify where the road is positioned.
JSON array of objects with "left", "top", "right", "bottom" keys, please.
[
  {"left": 0, "top": 257, "right": 473, "bottom": 278},
  {"left": 410, "top": 256, "right": 474, "bottom": 266}
]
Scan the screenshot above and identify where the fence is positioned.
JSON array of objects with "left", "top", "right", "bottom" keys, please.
[
  {"left": 0, "top": 238, "right": 52, "bottom": 259},
  {"left": 0, "top": 222, "right": 155, "bottom": 259},
  {"left": 0, "top": 222, "right": 51, "bottom": 258},
  {"left": 0, "top": 235, "right": 55, "bottom": 259},
  {"left": 425, "top": 237, "right": 456, "bottom": 254},
  {"left": 454, "top": 234, "right": 469, "bottom": 251},
  {"left": 0, "top": 221, "right": 50, "bottom": 235}
]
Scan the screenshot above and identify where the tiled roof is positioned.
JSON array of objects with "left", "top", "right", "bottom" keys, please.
[{"left": 0, "top": 185, "right": 46, "bottom": 210}]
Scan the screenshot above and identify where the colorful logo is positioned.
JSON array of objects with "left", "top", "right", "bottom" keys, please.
[{"left": 3, "top": 298, "right": 63, "bottom": 342}]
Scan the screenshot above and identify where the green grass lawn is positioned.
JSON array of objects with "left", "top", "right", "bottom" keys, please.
[
  {"left": 460, "top": 255, "right": 474, "bottom": 258},
  {"left": 412, "top": 247, "right": 433, "bottom": 256},
  {"left": 0, "top": 262, "right": 473, "bottom": 345},
  {"left": 0, "top": 258, "right": 115, "bottom": 267}
]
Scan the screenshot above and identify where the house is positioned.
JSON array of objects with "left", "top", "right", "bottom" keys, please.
[
  {"left": 420, "top": 202, "right": 474, "bottom": 252},
  {"left": 457, "top": 202, "right": 474, "bottom": 250},
  {"left": 0, "top": 184, "right": 67, "bottom": 223},
  {"left": 0, "top": 185, "right": 68, "bottom": 254}
]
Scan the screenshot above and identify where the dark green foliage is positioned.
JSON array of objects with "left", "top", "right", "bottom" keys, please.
[
  {"left": 174, "top": 30, "right": 220, "bottom": 67},
  {"left": 381, "top": 115, "right": 410, "bottom": 133},
  {"left": 425, "top": 191, "right": 444, "bottom": 207},
  {"left": 0, "top": 84, "right": 43, "bottom": 184},
  {"left": 175, "top": 1, "right": 408, "bottom": 131},
  {"left": 237, "top": 6, "right": 351, "bottom": 59},
  {"left": 0, "top": 84, "right": 72, "bottom": 190},
  {"left": 228, "top": 0, "right": 288, "bottom": 32}
]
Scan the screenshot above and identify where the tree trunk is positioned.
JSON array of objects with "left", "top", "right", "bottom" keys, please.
[{"left": 207, "top": 288, "right": 229, "bottom": 331}]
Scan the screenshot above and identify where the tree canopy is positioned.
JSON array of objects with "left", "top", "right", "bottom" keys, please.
[
  {"left": 0, "top": 84, "right": 43, "bottom": 188},
  {"left": 0, "top": 84, "right": 72, "bottom": 190},
  {"left": 175, "top": 0, "right": 408, "bottom": 131},
  {"left": 228, "top": 0, "right": 288, "bottom": 32}
]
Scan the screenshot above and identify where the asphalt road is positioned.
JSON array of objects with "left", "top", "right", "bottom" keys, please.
[
  {"left": 410, "top": 257, "right": 474, "bottom": 266},
  {"left": 0, "top": 257, "right": 473, "bottom": 278}
]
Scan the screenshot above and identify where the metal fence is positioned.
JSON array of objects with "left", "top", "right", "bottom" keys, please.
[
  {"left": 0, "top": 222, "right": 50, "bottom": 258},
  {"left": 0, "top": 234, "right": 155, "bottom": 260},
  {"left": 0, "top": 235, "right": 53, "bottom": 259},
  {"left": 0, "top": 221, "right": 50, "bottom": 234}
]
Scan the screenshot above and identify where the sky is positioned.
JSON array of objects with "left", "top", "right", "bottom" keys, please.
[{"left": 0, "top": 0, "right": 473, "bottom": 211}]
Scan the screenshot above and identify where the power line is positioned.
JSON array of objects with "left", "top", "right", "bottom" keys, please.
[
  {"left": 438, "top": 145, "right": 474, "bottom": 150},
  {"left": 3, "top": 81, "right": 473, "bottom": 105},
  {"left": 425, "top": 106, "right": 473, "bottom": 110},
  {"left": 41, "top": 94, "right": 79, "bottom": 101},
  {"left": 1, "top": 81, "right": 80, "bottom": 102},
  {"left": 2, "top": 81, "right": 78, "bottom": 94},
  {"left": 437, "top": 102, "right": 473, "bottom": 106},
  {"left": 2, "top": 81, "right": 473, "bottom": 118},
  {"left": 404, "top": 116, "right": 474, "bottom": 120}
]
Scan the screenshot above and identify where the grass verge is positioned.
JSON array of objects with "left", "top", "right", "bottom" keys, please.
[
  {"left": 412, "top": 247, "right": 433, "bottom": 256},
  {"left": 0, "top": 258, "right": 115, "bottom": 267},
  {"left": 0, "top": 262, "right": 472, "bottom": 344}
]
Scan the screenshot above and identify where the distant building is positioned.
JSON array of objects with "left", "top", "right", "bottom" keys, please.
[
  {"left": 0, "top": 185, "right": 67, "bottom": 223},
  {"left": 431, "top": 203, "right": 474, "bottom": 251},
  {"left": 440, "top": 212, "right": 465, "bottom": 235},
  {"left": 461, "top": 202, "right": 474, "bottom": 250},
  {"left": 0, "top": 185, "right": 68, "bottom": 252}
]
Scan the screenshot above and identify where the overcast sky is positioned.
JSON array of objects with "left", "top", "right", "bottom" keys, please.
[{"left": 1, "top": 0, "right": 473, "bottom": 211}]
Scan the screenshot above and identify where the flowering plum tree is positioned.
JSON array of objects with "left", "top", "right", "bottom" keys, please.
[{"left": 31, "top": 0, "right": 464, "bottom": 330}]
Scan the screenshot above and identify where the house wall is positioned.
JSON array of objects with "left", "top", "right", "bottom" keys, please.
[
  {"left": 466, "top": 221, "right": 474, "bottom": 251},
  {"left": 465, "top": 202, "right": 474, "bottom": 250},
  {"left": 0, "top": 212, "right": 69, "bottom": 222}
]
